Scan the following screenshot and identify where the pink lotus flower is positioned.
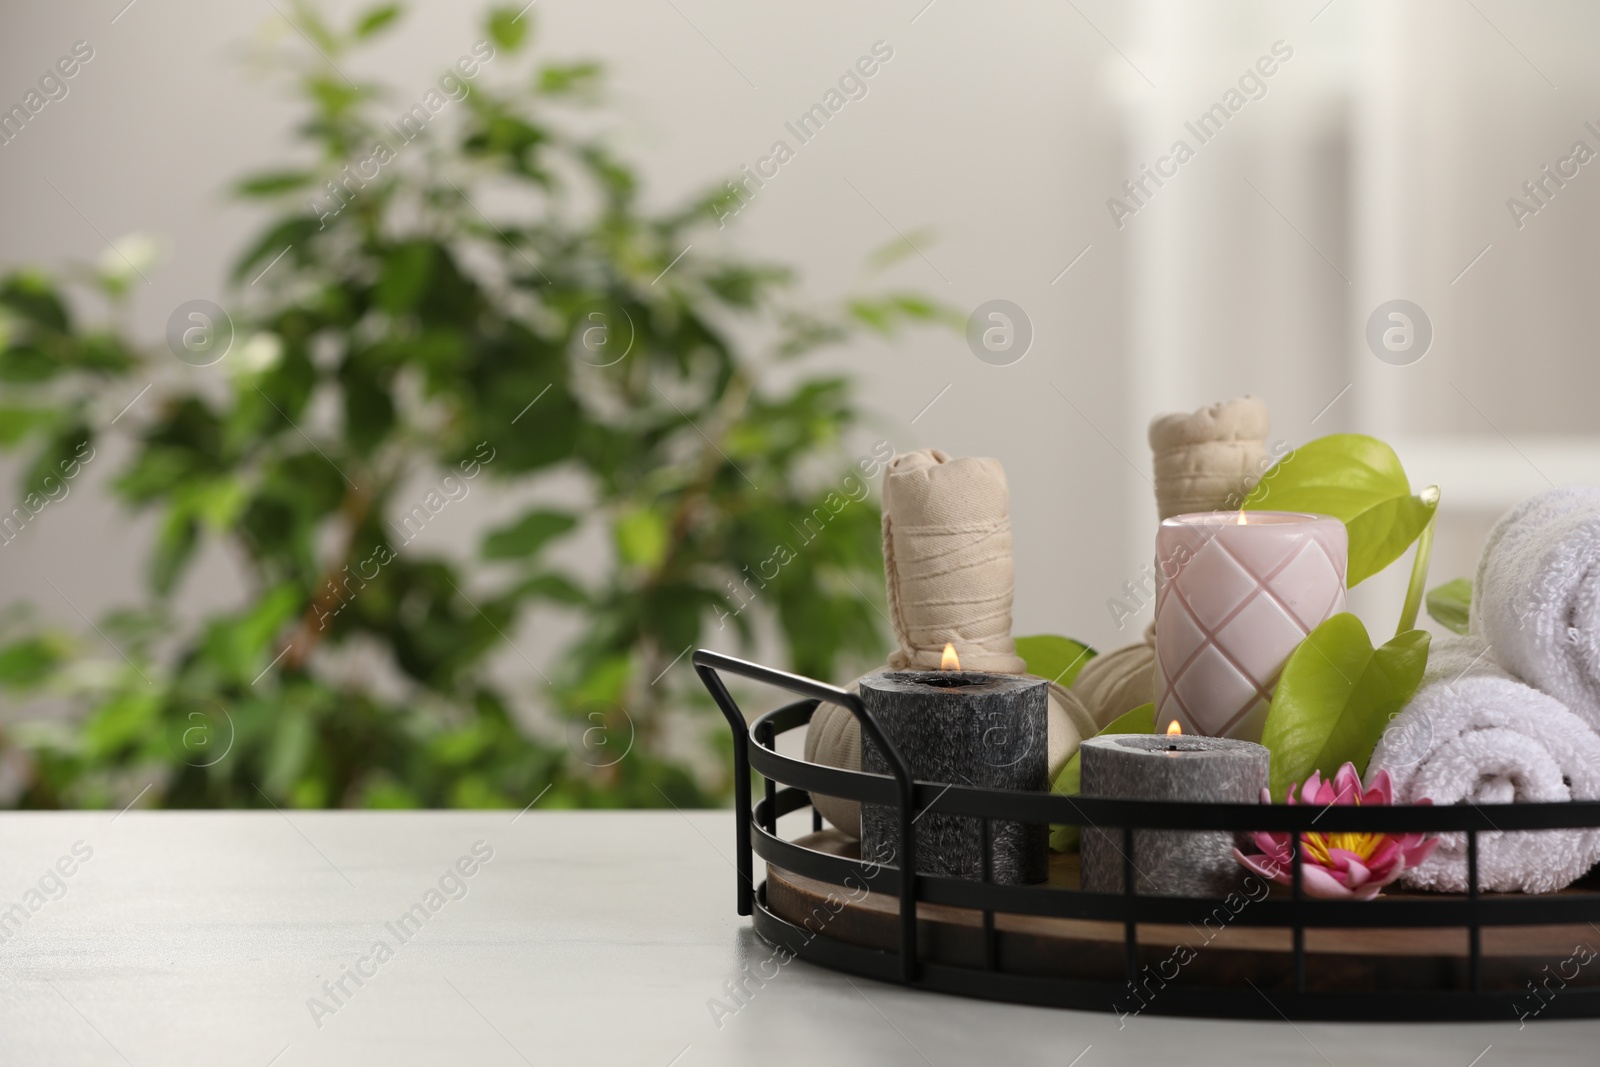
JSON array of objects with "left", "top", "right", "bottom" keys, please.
[{"left": 1233, "top": 762, "right": 1439, "bottom": 901}]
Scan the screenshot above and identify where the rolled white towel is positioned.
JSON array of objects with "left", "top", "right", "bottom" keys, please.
[
  {"left": 1473, "top": 486, "right": 1600, "bottom": 732},
  {"left": 1369, "top": 637, "right": 1600, "bottom": 894}
]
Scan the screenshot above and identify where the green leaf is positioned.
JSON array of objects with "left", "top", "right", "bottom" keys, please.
[
  {"left": 482, "top": 510, "right": 578, "bottom": 560},
  {"left": 615, "top": 507, "right": 668, "bottom": 569},
  {"left": 150, "top": 512, "right": 199, "bottom": 597},
  {"left": 19, "top": 419, "right": 91, "bottom": 505},
  {"left": 0, "top": 271, "right": 70, "bottom": 332},
  {"left": 1014, "top": 635, "right": 1096, "bottom": 687},
  {"left": 264, "top": 707, "right": 316, "bottom": 798},
  {"left": 343, "top": 372, "right": 394, "bottom": 455},
  {"left": 233, "top": 171, "right": 315, "bottom": 198},
  {"left": 230, "top": 216, "right": 322, "bottom": 283},
  {"left": 0, "top": 407, "right": 58, "bottom": 447},
  {"left": 202, "top": 584, "right": 302, "bottom": 681},
  {"left": 358, "top": 775, "right": 422, "bottom": 809},
  {"left": 374, "top": 242, "right": 436, "bottom": 315},
  {"left": 0, "top": 347, "right": 58, "bottom": 383},
  {"left": 1244, "top": 434, "right": 1438, "bottom": 586},
  {"left": 186, "top": 479, "right": 249, "bottom": 533},
  {"left": 116, "top": 446, "right": 201, "bottom": 504},
  {"left": 570, "top": 653, "right": 631, "bottom": 706},
  {"left": 1049, "top": 702, "right": 1154, "bottom": 852},
  {"left": 846, "top": 294, "right": 959, "bottom": 336},
  {"left": 85, "top": 691, "right": 161, "bottom": 758},
  {"left": 1426, "top": 578, "right": 1472, "bottom": 635},
  {"left": 1261, "top": 613, "right": 1431, "bottom": 799},
  {"left": 0, "top": 634, "right": 71, "bottom": 688},
  {"left": 353, "top": 3, "right": 402, "bottom": 39},
  {"left": 537, "top": 61, "right": 602, "bottom": 98},
  {"left": 290, "top": 2, "right": 342, "bottom": 56},
  {"left": 510, "top": 573, "right": 588, "bottom": 605},
  {"left": 487, "top": 5, "right": 531, "bottom": 51},
  {"left": 864, "top": 229, "right": 937, "bottom": 274}
]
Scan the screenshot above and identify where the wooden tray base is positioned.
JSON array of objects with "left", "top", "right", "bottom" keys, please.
[{"left": 766, "top": 831, "right": 1600, "bottom": 995}]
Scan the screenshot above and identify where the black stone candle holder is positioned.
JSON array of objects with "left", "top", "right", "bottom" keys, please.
[
  {"left": 1078, "top": 733, "right": 1269, "bottom": 898},
  {"left": 858, "top": 670, "right": 1048, "bottom": 884}
]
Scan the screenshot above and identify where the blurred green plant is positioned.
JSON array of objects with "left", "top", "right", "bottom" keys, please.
[{"left": 0, "top": 3, "right": 944, "bottom": 810}]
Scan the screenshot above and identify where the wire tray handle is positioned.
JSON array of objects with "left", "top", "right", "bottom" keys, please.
[{"left": 693, "top": 649, "right": 921, "bottom": 980}]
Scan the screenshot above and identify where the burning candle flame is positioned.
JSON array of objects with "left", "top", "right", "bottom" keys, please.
[
  {"left": 1167, "top": 720, "right": 1183, "bottom": 736},
  {"left": 1234, "top": 511, "right": 1249, "bottom": 525},
  {"left": 940, "top": 642, "right": 960, "bottom": 671}
]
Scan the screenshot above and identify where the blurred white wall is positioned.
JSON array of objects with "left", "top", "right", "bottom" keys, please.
[{"left": 0, "top": 0, "right": 1595, "bottom": 686}]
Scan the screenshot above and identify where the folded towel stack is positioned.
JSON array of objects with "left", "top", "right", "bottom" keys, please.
[
  {"left": 1369, "top": 486, "right": 1600, "bottom": 893},
  {"left": 1369, "top": 636, "right": 1600, "bottom": 893},
  {"left": 1473, "top": 486, "right": 1600, "bottom": 733}
]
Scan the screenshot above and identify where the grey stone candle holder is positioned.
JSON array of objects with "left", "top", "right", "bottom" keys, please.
[
  {"left": 1078, "top": 734, "right": 1269, "bottom": 898},
  {"left": 858, "top": 670, "right": 1048, "bottom": 885}
]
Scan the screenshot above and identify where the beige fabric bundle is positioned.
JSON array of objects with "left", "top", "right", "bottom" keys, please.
[
  {"left": 880, "top": 450, "right": 1025, "bottom": 673},
  {"left": 1070, "top": 397, "right": 1274, "bottom": 724},
  {"left": 1072, "top": 622, "right": 1158, "bottom": 724},
  {"left": 804, "top": 450, "right": 1096, "bottom": 837},
  {"left": 1148, "top": 396, "right": 1271, "bottom": 520}
]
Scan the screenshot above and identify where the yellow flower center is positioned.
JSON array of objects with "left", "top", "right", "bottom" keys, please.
[
  {"left": 1300, "top": 830, "right": 1383, "bottom": 865},
  {"left": 1297, "top": 788, "right": 1385, "bottom": 866}
]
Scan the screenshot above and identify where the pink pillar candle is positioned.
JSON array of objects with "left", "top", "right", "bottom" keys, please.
[{"left": 1154, "top": 511, "right": 1347, "bottom": 742}]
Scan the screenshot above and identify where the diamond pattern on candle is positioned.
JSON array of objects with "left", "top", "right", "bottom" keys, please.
[
  {"left": 1155, "top": 594, "right": 1209, "bottom": 682},
  {"left": 1163, "top": 638, "right": 1262, "bottom": 735},
  {"left": 1155, "top": 528, "right": 1347, "bottom": 741},
  {"left": 1269, "top": 541, "right": 1346, "bottom": 630},
  {"left": 1163, "top": 538, "right": 1260, "bottom": 620}
]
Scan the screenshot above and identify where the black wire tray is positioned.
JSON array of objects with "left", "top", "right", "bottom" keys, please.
[{"left": 694, "top": 648, "right": 1600, "bottom": 1022}]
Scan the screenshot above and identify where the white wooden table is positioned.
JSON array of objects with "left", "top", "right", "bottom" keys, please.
[{"left": 0, "top": 811, "right": 1592, "bottom": 1065}]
